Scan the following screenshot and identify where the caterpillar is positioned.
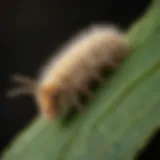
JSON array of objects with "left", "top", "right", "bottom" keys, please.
[{"left": 7, "top": 24, "right": 131, "bottom": 120}]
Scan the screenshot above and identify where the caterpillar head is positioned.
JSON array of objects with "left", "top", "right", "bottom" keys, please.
[
  {"left": 6, "top": 74, "right": 64, "bottom": 120},
  {"left": 35, "top": 83, "right": 65, "bottom": 120}
]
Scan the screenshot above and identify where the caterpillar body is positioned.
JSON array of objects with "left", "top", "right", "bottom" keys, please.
[{"left": 7, "top": 24, "right": 130, "bottom": 120}]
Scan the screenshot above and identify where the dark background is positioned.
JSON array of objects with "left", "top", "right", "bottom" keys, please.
[{"left": 1, "top": 0, "right": 159, "bottom": 159}]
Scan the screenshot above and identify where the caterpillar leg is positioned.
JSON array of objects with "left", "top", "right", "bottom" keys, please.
[
  {"left": 69, "top": 92, "right": 84, "bottom": 112},
  {"left": 58, "top": 94, "right": 70, "bottom": 115},
  {"left": 72, "top": 97, "right": 83, "bottom": 112},
  {"left": 78, "top": 84, "right": 94, "bottom": 99},
  {"left": 91, "top": 71, "right": 105, "bottom": 83}
]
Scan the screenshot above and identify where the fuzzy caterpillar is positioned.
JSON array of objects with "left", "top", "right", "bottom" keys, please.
[{"left": 7, "top": 24, "right": 131, "bottom": 120}]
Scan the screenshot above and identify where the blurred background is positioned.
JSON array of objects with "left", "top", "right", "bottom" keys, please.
[{"left": 1, "top": 0, "right": 159, "bottom": 158}]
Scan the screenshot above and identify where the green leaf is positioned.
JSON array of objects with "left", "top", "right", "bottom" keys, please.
[
  {"left": 2, "top": 1, "right": 160, "bottom": 159},
  {"left": 126, "top": 0, "right": 160, "bottom": 50}
]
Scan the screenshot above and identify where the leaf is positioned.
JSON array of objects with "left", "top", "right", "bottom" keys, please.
[
  {"left": 126, "top": 0, "right": 160, "bottom": 50},
  {"left": 2, "top": 1, "right": 160, "bottom": 159}
]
